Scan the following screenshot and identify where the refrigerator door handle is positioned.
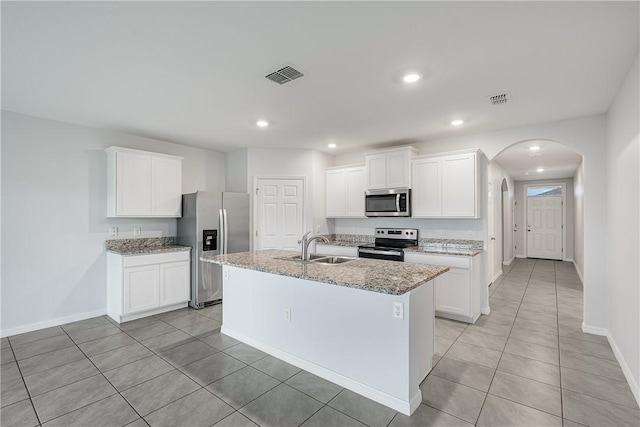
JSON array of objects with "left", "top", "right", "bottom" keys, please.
[
  {"left": 219, "top": 209, "right": 225, "bottom": 254},
  {"left": 223, "top": 208, "right": 229, "bottom": 254}
]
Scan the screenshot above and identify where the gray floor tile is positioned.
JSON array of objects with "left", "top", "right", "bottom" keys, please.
[
  {"left": 434, "top": 318, "right": 467, "bottom": 340},
  {"left": 103, "top": 355, "right": 174, "bottom": 391},
  {"left": 23, "top": 358, "right": 99, "bottom": 396},
  {"left": 206, "top": 366, "right": 279, "bottom": 409},
  {"left": 181, "top": 352, "right": 246, "bottom": 386},
  {"left": 433, "top": 336, "right": 454, "bottom": 365},
  {"left": 66, "top": 323, "right": 122, "bottom": 344},
  {"left": 18, "top": 346, "right": 86, "bottom": 377},
  {"left": 140, "top": 330, "right": 195, "bottom": 353},
  {"left": 0, "top": 337, "right": 9, "bottom": 349},
  {"left": 327, "top": 388, "right": 399, "bottom": 427},
  {"left": 1, "top": 361, "right": 22, "bottom": 384},
  {"left": 1, "top": 347, "right": 16, "bottom": 365},
  {"left": 302, "top": 406, "right": 366, "bottom": 427},
  {"left": 498, "top": 353, "right": 560, "bottom": 387},
  {"left": 162, "top": 312, "right": 209, "bottom": 329},
  {"left": 214, "top": 412, "right": 258, "bottom": 427},
  {"left": 478, "top": 394, "right": 562, "bottom": 426},
  {"left": 419, "top": 375, "right": 485, "bottom": 423},
  {"left": 144, "top": 388, "right": 234, "bottom": 427},
  {"left": 432, "top": 357, "right": 495, "bottom": 392},
  {"left": 505, "top": 339, "right": 559, "bottom": 365},
  {"left": 559, "top": 349, "right": 626, "bottom": 381},
  {"left": 116, "top": 316, "right": 161, "bottom": 332},
  {"left": 179, "top": 318, "right": 222, "bottom": 337},
  {"left": 32, "top": 374, "right": 117, "bottom": 423},
  {"left": 487, "top": 297, "right": 520, "bottom": 317},
  {"left": 457, "top": 328, "right": 508, "bottom": 351},
  {"left": 90, "top": 342, "right": 153, "bottom": 372},
  {"left": 251, "top": 355, "right": 301, "bottom": 381},
  {"left": 154, "top": 308, "right": 195, "bottom": 322},
  {"left": 0, "top": 399, "right": 39, "bottom": 427},
  {"left": 8, "top": 326, "right": 66, "bottom": 347},
  {"left": 562, "top": 418, "right": 587, "bottom": 427},
  {"left": 61, "top": 317, "right": 112, "bottom": 333},
  {"left": 224, "top": 343, "right": 268, "bottom": 364},
  {"left": 1, "top": 378, "right": 29, "bottom": 408},
  {"left": 285, "top": 371, "right": 343, "bottom": 404},
  {"left": 517, "top": 308, "right": 558, "bottom": 326},
  {"left": 126, "top": 322, "right": 178, "bottom": 342},
  {"left": 158, "top": 340, "right": 218, "bottom": 368},
  {"left": 78, "top": 332, "right": 136, "bottom": 357},
  {"left": 389, "top": 403, "right": 473, "bottom": 427},
  {"left": 199, "top": 304, "right": 223, "bottom": 321},
  {"left": 121, "top": 370, "right": 199, "bottom": 416},
  {"left": 446, "top": 341, "right": 502, "bottom": 369},
  {"left": 466, "top": 313, "right": 514, "bottom": 337},
  {"left": 561, "top": 367, "right": 638, "bottom": 409},
  {"left": 124, "top": 418, "right": 149, "bottom": 427},
  {"left": 559, "top": 337, "right": 616, "bottom": 361},
  {"left": 198, "top": 332, "right": 240, "bottom": 351},
  {"left": 563, "top": 389, "right": 640, "bottom": 427},
  {"left": 509, "top": 326, "right": 559, "bottom": 349},
  {"left": 12, "top": 334, "right": 75, "bottom": 360},
  {"left": 489, "top": 371, "right": 562, "bottom": 416},
  {"left": 558, "top": 325, "right": 609, "bottom": 345},
  {"left": 41, "top": 394, "right": 139, "bottom": 427},
  {"left": 240, "top": 383, "right": 323, "bottom": 427},
  {"left": 514, "top": 317, "right": 558, "bottom": 335}
]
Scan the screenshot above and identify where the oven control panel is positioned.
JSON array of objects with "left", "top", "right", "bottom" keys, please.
[{"left": 374, "top": 228, "right": 418, "bottom": 239}]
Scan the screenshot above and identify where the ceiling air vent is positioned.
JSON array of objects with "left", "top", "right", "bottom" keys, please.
[
  {"left": 489, "top": 92, "right": 511, "bottom": 106},
  {"left": 265, "top": 65, "right": 304, "bottom": 85}
]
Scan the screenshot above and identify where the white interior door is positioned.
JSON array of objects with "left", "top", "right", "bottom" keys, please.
[
  {"left": 256, "top": 179, "right": 305, "bottom": 251},
  {"left": 527, "top": 196, "right": 563, "bottom": 260}
]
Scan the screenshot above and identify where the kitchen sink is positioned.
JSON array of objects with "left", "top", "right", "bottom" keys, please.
[{"left": 275, "top": 254, "right": 357, "bottom": 265}]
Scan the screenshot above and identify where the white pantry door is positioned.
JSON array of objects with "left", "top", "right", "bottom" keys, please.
[
  {"left": 527, "top": 196, "right": 563, "bottom": 260},
  {"left": 256, "top": 179, "right": 305, "bottom": 251}
]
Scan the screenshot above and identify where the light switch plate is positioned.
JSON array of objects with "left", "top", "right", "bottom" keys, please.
[{"left": 133, "top": 227, "right": 141, "bottom": 236}]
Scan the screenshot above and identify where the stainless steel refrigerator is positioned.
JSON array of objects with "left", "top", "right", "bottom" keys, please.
[{"left": 177, "top": 191, "right": 250, "bottom": 308}]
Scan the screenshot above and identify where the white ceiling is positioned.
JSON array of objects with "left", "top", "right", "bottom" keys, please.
[
  {"left": 493, "top": 140, "right": 583, "bottom": 181},
  {"left": 2, "top": 2, "right": 638, "bottom": 154}
]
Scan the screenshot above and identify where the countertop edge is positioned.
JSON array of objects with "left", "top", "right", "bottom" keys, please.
[
  {"left": 317, "top": 241, "right": 482, "bottom": 257},
  {"left": 107, "top": 245, "right": 192, "bottom": 256}
]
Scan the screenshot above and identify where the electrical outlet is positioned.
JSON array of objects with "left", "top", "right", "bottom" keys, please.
[
  {"left": 133, "top": 227, "right": 141, "bottom": 236},
  {"left": 393, "top": 302, "right": 404, "bottom": 320},
  {"left": 223, "top": 267, "right": 229, "bottom": 280},
  {"left": 316, "top": 225, "right": 321, "bottom": 233},
  {"left": 284, "top": 308, "right": 291, "bottom": 322},
  {"left": 109, "top": 227, "right": 118, "bottom": 237}
]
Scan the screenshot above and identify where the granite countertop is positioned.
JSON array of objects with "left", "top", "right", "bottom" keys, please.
[
  {"left": 201, "top": 249, "right": 449, "bottom": 295},
  {"left": 404, "top": 246, "right": 482, "bottom": 257},
  {"left": 105, "top": 237, "right": 191, "bottom": 256},
  {"left": 317, "top": 235, "right": 482, "bottom": 257}
]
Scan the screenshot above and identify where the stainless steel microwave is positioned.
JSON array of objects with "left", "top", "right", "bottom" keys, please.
[{"left": 365, "top": 188, "right": 411, "bottom": 217}]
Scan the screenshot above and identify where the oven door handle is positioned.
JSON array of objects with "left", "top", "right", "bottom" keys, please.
[{"left": 359, "top": 248, "right": 403, "bottom": 256}]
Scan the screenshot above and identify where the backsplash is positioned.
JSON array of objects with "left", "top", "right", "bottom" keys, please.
[
  {"left": 105, "top": 237, "right": 175, "bottom": 252},
  {"left": 321, "top": 234, "right": 483, "bottom": 250}
]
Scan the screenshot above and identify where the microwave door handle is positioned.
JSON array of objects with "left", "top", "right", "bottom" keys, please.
[{"left": 396, "top": 194, "right": 401, "bottom": 212}]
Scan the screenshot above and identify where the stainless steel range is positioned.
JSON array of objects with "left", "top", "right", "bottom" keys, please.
[{"left": 357, "top": 228, "right": 418, "bottom": 262}]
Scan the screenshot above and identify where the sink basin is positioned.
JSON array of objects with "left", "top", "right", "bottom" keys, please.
[
  {"left": 275, "top": 253, "right": 328, "bottom": 263},
  {"left": 275, "top": 254, "right": 357, "bottom": 265}
]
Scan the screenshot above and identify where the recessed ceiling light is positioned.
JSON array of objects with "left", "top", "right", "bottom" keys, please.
[
  {"left": 328, "top": 143, "right": 336, "bottom": 148},
  {"left": 537, "top": 167, "right": 545, "bottom": 173},
  {"left": 524, "top": 172, "right": 530, "bottom": 176},
  {"left": 451, "top": 119, "right": 464, "bottom": 126},
  {"left": 402, "top": 73, "right": 421, "bottom": 83},
  {"left": 256, "top": 120, "right": 269, "bottom": 128},
  {"left": 529, "top": 146, "right": 540, "bottom": 151}
]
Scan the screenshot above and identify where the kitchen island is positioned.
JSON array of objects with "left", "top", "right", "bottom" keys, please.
[{"left": 201, "top": 249, "right": 448, "bottom": 415}]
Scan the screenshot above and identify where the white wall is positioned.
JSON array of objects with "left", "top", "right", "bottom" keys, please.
[
  {"left": 1, "top": 111, "right": 226, "bottom": 335},
  {"left": 605, "top": 54, "right": 639, "bottom": 400},
  {"left": 513, "top": 178, "right": 575, "bottom": 260},
  {"left": 573, "top": 160, "right": 585, "bottom": 280},
  {"left": 225, "top": 149, "right": 248, "bottom": 193},
  {"left": 488, "top": 161, "right": 515, "bottom": 278}
]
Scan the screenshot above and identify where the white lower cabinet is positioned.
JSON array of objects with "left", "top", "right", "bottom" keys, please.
[
  {"left": 404, "top": 252, "right": 481, "bottom": 323},
  {"left": 108, "top": 250, "right": 190, "bottom": 323}
]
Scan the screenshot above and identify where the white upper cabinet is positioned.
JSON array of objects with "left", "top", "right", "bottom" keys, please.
[
  {"left": 106, "top": 147, "right": 183, "bottom": 217},
  {"left": 411, "top": 151, "right": 480, "bottom": 218},
  {"left": 325, "top": 165, "right": 366, "bottom": 218},
  {"left": 365, "top": 147, "right": 417, "bottom": 189}
]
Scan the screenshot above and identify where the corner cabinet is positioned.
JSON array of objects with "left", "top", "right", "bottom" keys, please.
[
  {"left": 412, "top": 151, "right": 480, "bottom": 218},
  {"left": 106, "top": 147, "right": 183, "bottom": 217},
  {"left": 365, "top": 147, "right": 417, "bottom": 189},
  {"left": 325, "top": 165, "right": 366, "bottom": 218},
  {"left": 107, "top": 251, "right": 190, "bottom": 323}
]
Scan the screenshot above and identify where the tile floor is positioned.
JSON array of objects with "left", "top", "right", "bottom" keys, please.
[{"left": 2, "top": 259, "right": 639, "bottom": 426}]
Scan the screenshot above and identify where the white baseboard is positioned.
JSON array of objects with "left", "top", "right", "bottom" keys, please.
[
  {"left": 581, "top": 322, "right": 608, "bottom": 336},
  {"left": 222, "top": 326, "right": 421, "bottom": 416},
  {"left": 573, "top": 260, "right": 585, "bottom": 284},
  {"left": 481, "top": 307, "right": 491, "bottom": 316},
  {"left": 515, "top": 254, "right": 526, "bottom": 259},
  {"left": 502, "top": 257, "right": 515, "bottom": 266},
  {"left": 492, "top": 269, "right": 503, "bottom": 283},
  {"left": 607, "top": 331, "right": 640, "bottom": 406},
  {"left": 1, "top": 309, "right": 107, "bottom": 338}
]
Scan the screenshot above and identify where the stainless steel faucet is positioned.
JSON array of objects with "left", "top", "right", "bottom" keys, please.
[{"left": 299, "top": 231, "right": 329, "bottom": 260}]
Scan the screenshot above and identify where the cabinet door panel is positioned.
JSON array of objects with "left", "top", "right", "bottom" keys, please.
[
  {"left": 386, "top": 152, "right": 408, "bottom": 188},
  {"left": 366, "top": 154, "right": 387, "bottom": 189},
  {"left": 345, "top": 167, "right": 366, "bottom": 216},
  {"left": 435, "top": 269, "right": 471, "bottom": 316},
  {"left": 152, "top": 157, "right": 182, "bottom": 216},
  {"left": 159, "top": 261, "right": 190, "bottom": 305},
  {"left": 117, "top": 152, "right": 152, "bottom": 216},
  {"left": 411, "top": 159, "right": 441, "bottom": 217},
  {"left": 441, "top": 154, "right": 476, "bottom": 217},
  {"left": 124, "top": 265, "right": 159, "bottom": 314},
  {"left": 325, "top": 170, "right": 346, "bottom": 217}
]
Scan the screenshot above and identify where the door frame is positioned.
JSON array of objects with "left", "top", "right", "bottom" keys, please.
[
  {"left": 253, "top": 176, "right": 307, "bottom": 251},
  {"left": 524, "top": 182, "right": 567, "bottom": 260}
]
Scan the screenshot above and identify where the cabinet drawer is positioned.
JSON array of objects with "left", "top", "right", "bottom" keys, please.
[
  {"left": 123, "top": 251, "right": 190, "bottom": 268},
  {"left": 404, "top": 253, "right": 470, "bottom": 269}
]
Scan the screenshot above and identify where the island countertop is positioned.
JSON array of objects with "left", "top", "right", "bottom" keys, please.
[{"left": 201, "top": 249, "right": 449, "bottom": 295}]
